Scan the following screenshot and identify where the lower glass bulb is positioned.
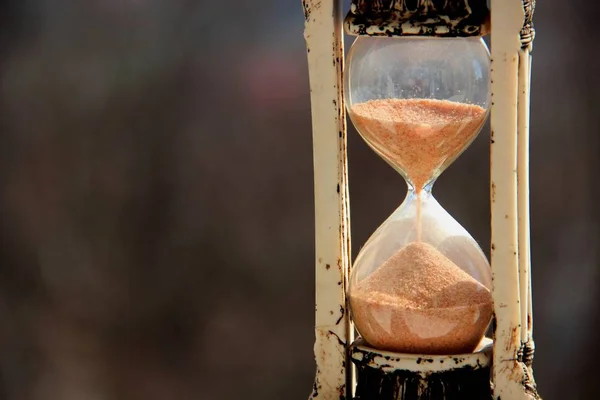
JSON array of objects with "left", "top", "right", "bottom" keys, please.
[{"left": 348, "top": 191, "right": 493, "bottom": 355}]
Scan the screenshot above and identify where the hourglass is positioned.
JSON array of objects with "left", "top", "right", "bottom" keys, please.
[
  {"left": 346, "top": 37, "right": 492, "bottom": 355},
  {"left": 303, "top": 1, "right": 540, "bottom": 399}
]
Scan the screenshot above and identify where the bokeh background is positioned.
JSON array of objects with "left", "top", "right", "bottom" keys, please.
[{"left": 0, "top": 1, "right": 598, "bottom": 399}]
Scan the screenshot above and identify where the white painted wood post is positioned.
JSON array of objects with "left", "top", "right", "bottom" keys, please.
[
  {"left": 518, "top": 48, "right": 533, "bottom": 346},
  {"left": 302, "top": 1, "right": 353, "bottom": 399},
  {"left": 490, "top": 0, "right": 539, "bottom": 398}
]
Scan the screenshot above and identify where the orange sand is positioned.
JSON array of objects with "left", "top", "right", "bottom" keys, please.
[
  {"left": 349, "top": 242, "right": 493, "bottom": 355},
  {"left": 349, "top": 98, "right": 487, "bottom": 192}
]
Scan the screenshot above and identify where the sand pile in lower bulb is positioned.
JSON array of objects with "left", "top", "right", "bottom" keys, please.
[{"left": 349, "top": 242, "right": 493, "bottom": 355}]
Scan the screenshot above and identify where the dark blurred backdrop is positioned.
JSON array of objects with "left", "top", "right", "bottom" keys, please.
[{"left": 0, "top": 1, "right": 598, "bottom": 399}]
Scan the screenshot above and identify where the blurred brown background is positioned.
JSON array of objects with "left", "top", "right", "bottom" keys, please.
[{"left": 0, "top": 1, "right": 598, "bottom": 399}]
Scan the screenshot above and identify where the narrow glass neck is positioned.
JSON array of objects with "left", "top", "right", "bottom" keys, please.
[
  {"left": 407, "top": 180, "right": 434, "bottom": 196},
  {"left": 405, "top": 184, "right": 433, "bottom": 205}
]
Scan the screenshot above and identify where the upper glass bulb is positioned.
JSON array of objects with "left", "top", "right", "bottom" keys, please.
[{"left": 345, "top": 37, "right": 491, "bottom": 192}]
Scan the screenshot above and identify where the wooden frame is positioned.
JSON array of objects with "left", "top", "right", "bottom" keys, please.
[{"left": 303, "top": 1, "right": 353, "bottom": 399}]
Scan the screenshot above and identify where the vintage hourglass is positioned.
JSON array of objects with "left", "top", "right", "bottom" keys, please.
[{"left": 346, "top": 37, "right": 493, "bottom": 355}]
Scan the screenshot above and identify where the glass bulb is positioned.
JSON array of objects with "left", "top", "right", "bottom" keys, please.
[
  {"left": 349, "top": 192, "right": 493, "bottom": 354},
  {"left": 345, "top": 36, "right": 491, "bottom": 190},
  {"left": 346, "top": 37, "right": 492, "bottom": 355}
]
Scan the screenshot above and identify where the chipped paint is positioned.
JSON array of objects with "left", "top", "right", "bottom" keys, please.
[
  {"left": 490, "top": 0, "right": 540, "bottom": 398},
  {"left": 304, "top": 0, "right": 352, "bottom": 398},
  {"left": 345, "top": 0, "right": 490, "bottom": 37},
  {"left": 351, "top": 340, "right": 493, "bottom": 399}
]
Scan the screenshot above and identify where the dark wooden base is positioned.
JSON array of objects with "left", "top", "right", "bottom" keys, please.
[
  {"left": 350, "top": 339, "right": 493, "bottom": 400},
  {"left": 353, "top": 362, "right": 492, "bottom": 400}
]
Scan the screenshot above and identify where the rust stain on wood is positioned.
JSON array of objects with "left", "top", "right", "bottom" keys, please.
[{"left": 506, "top": 326, "right": 519, "bottom": 352}]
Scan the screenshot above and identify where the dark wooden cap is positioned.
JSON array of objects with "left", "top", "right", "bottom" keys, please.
[{"left": 345, "top": 0, "right": 491, "bottom": 37}]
